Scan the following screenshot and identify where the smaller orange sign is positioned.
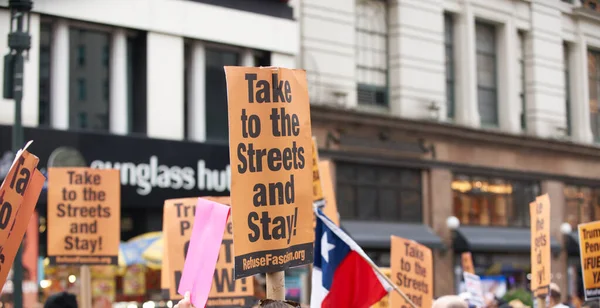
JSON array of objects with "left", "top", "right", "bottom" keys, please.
[
  {"left": 530, "top": 194, "right": 551, "bottom": 296},
  {"left": 47, "top": 168, "right": 120, "bottom": 265},
  {"left": 0, "top": 148, "right": 45, "bottom": 289},
  {"left": 578, "top": 220, "right": 600, "bottom": 300},
  {"left": 312, "top": 138, "right": 324, "bottom": 202},
  {"left": 390, "top": 236, "right": 433, "bottom": 308},
  {"left": 371, "top": 268, "right": 391, "bottom": 308},
  {"left": 461, "top": 252, "right": 475, "bottom": 274},
  {"left": 318, "top": 160, "right": 339, "bottom": 226}
]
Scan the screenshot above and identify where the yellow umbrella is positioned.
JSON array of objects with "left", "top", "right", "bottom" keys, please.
[{"left": 142, "top": 236, "right": 163, "bottom": 264}]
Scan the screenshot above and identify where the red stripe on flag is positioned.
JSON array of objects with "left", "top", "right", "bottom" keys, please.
[{"left": 322, "top": 251, "right": 388, "bottom": 308}]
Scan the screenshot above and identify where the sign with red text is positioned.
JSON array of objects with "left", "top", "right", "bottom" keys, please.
[{"left": 390, "top": 236, "right": 433, "bottom": 308}]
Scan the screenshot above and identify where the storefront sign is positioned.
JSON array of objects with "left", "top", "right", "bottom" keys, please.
[
  {"left": 461, "top": 252, "right": 475, "bottom": 274},
  {"left": 578, "top": 220, "right": 600, "bottom": 300},
  {"left": 224, "top": 66, "right": 314, "bottom": 279},
  {"left": 162, "top": 196, "right": 255, "bottom": 306},
  {"left": 390, "top": 235, "right": 433, "bottom": 308},
  {"left": 0, "top": 125, "right": 230, "bottom": 207},
  {"left": 530, "top": 194, "right": 551, "bottom": 297},
  {"left": 0, "top": 145, "right": 45, "bottom": 289},
  {"left": 47, "top": 168, "right": 120, "bottom": 265}
]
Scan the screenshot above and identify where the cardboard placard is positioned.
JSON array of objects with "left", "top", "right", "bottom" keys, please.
[
  {"left": 578, "top": 220, "right": 600, "bottom": 300},
  {"left": 370, "top": 268, "right": 391, "bottom": 308},
  {"left": 162, "top": 196, "right": 255, "bottom": 306},
  {"left": 318, "top": 160, "right": 339, "bottom": 226},
  {"left": 530, "top": 194, "right": 551, "bottom": 297},
  {"left": 47, "top": 168, "right": 120, "bottom": 265},
  {"left": 0, "top": 148, "right": 45, "bottom": 289},
  {"left": 464, "top": 272, "right": 484, "bottom": 307},
  {"left": 390, "top": 236, "right": 433, "bottom": 308},
  {"left": 224, "top": 66, "right": 314, "bottom": 279},
  {"left": 461, "top": 252, "right": 475, "bottom": 275},
  {"left": 311, "top": 138, "right": 324, "bottom": 203}
]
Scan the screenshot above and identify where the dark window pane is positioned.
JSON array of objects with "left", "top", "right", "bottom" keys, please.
[
  {"left": 38, "top": 22, "right": 52, "bottom": 127},
  {"left": 478, "top": 88, "right": 498, "bottom": 125},
  {"left": 127, "top": 32, "right": 147, "bottom": 135},
  {"left": 477, "top": 54, "right": 496, "bottom": 87},
  {"left": 206, "top": 48, "right": 238, "bottom": 142},
  {"left": 335, "top": 162, "right": 422, "bottom": 222},
  {"left": 69, "top": 27, "right": 110, "bottom": 131}
]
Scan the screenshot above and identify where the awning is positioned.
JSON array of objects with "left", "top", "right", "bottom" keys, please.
[
  {"left": 453, "top": 226, "right": 561, "bottom": 254},
  {"left": 565, "top": 231, "right": 580, "bottom": 255},
  {"left": 341, "top": 220, "right": 445, "bottom": 250}
]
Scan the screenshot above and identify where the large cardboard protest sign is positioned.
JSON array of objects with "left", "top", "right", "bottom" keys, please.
[
  {"left": 0, "top": 145, "right": 45, "bottom": 289},
  {"left": 530, "top": 194, "right": 551, "bottom": 297},
  {"left": 162, "top": 197, "right": 255, "bottom": 306},
  {"left": 47, "top": 168, "right": 120, "bottom": 265},
  {"left": 390, "top": 236, "right": 433, "bottom": 308},
  {"left": 578, "top": 220, "right": 600, "bottom": 300},
  {"left": 225, "top": 66, "right": 314, "bottom": 279},
  {"left": 461, "top": 252, "right": 475, "bottom": 274}
]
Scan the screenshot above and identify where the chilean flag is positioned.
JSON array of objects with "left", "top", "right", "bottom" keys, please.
[{"left": 311, "top": 209, "right": 393, "bottom": 308}]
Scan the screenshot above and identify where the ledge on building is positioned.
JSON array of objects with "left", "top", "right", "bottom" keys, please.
[
  {"left": 452, "top": 226, "right": 561, "bottom": 254},
  {"left": 341, "top": 220, "right": 444, "bottom": 250}
]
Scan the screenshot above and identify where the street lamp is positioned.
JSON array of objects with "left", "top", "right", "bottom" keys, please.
[{"left": 3, "top": 1, "right": 33, "bottom": 308}]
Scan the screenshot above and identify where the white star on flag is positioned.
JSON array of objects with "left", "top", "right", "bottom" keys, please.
[{"left": 321, "top": 232, "right": 335, "bottom": 263}]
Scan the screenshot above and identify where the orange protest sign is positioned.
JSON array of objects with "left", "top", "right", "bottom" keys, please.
[
  {"left": 530, "top": 194, "right": 551, "bottom": 296},
  {"left": 47, "top": 168, "right": 120, "bottom": 265},
  {"left": 312, "top": 138, "right": 324, "bottom": 203},
  {"left": 578, "top": 220, "right": 600, "bottom": 300},
  {"left": 461, "top": 252, "right": 475, "bottom": 274},
  {"left": 371, "top": 268, "right": 391, "bottom": 308},
  {"left": 390, "top": 236, "right": 433, "bottom": 308},
  {"left": 0, "top": 148, "right": 45, "bottom": 289},
  {"left": 225, "top": 66, "right": 314, "bottom": 279},
  {"left": 318, "top": 160, "right": 339, "bottom": 226}
]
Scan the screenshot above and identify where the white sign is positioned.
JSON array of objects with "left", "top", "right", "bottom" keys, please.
[{"left": 464, "top": 272, "right": 485, "bottom": 308}]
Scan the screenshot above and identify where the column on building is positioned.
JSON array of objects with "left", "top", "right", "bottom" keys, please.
[
  {"left": 109, "top": 28, "right": 128, "bottom": 135},
  {"left": 569, "top": 19, "right": 593, "bottom": 143},
  {"left": 454, "top": 0, "right": 479, "bottom": 127},
  {"left": 50, "top": 18, "right": 70, "bottom": 130},
  {"left": 241, "top": 49, "right": 255, "bottom": 67},
  {"left": 299, "top": 0, "right": 356, "bottom": 107},
  {"left": 146, "top": 32, "right": 184, "bottom": 140},
  {"left": 22, "top": 13, "right": 40, "bottom": 127},
  {"left": 524, "top": 1, "right": 565, "bottom": 138},
  {"left": 388, "top": 0, "right": 445, "bottom": 119},
  {"left": 497, "top": 18, "right": 521, "bottom": 133},
  {"left": 187, "top": 41, "right": 206, "bottom": 142}
]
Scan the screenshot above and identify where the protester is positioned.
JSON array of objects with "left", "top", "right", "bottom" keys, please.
[
  {"left": 432, "top": 295, "right": 469, "bottom": 308},
  {"left": 173, "top": 292, "right": 193, "bottom": 308},
  {"left": 549, "top": 283, "right": 569, "bottom": 308},
  {"left": 43, "top": 292, "right": 78, "bottom": 308}
]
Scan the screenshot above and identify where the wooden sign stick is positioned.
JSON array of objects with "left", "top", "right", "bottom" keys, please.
[
  {"left": 79, "top": 265, "right": 92, "bottom": 308},
  {"left": 266, "top": 271, "right": 285, "bottom": 300}
]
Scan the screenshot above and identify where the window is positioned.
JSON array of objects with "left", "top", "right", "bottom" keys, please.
[
  {"left": 206, "top": 48, "right": 239, "bottom": 141},
  {"left": 102, "top": 45, "right": 109, "bottom": 67},
  {"left": 445, "top": 13, "right": 455, "bottom": 119},
  {"left": 565, "top": 43, "right": 571, "bottom": 136},
  {"left": 356, "top": 0, "right": 388, "bottom": 106},
  {"left": 518, "top": 32, "right": 526, "bottom": 130},
  {"left": 38, "top": 22, "right": 52, "bottom": 127},
  {"left": 589, "top": 50, "right": 600, "bottom": 141},
  {"left": 336, "top": 162, "right": 422, "bottom": 222},
  {"left": 564, "top": 185, "right": 600, "bottom": 229},
  {"left": 77, "top": 45, "right": 85, "bottom": 67},
  {"left": 77, "top": 78, "right": 86, "bottom": 101},
  {"left": 452, "top": 174, "right": 540, "bottom": 227},
  {"left": 476, "top": 22, "right": 498, "bottom": 126},
  {"left": 103, "top": 79, "right": 109, "bottom": 102},
  {"left": 69, "top": 27, "right": 110, "bottom": 131},
  {"left": 127, "top": 32, "right": 148, "bottom": 135}
]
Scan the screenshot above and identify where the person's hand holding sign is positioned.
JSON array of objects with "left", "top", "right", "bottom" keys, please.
[{"left": 174, "top": 292, "right": 195, "bottom": 308}]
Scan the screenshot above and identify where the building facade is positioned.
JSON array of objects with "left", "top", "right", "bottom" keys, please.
[{"left": 297, "top": 0, "right": 600, "bottom": 302}]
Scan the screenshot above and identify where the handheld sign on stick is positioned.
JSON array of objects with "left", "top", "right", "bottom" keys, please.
[
  {"left": 0, "top": 141, "right": 45, "bottom": 290},
  {"left": 224, "top": 66, "right": 315, "bottom": 300},
  {"left": 530, "top": 194, "right": 552, "bottom": 308}
]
